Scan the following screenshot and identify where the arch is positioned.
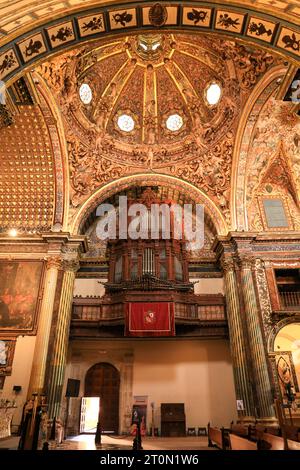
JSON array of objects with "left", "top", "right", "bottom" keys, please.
[
  {"left": 268, "top": 316, "right": 300, "bottom": 353},
  {"left": 35, "top": 74, "right": 69, "bottom": 230},
  {"left": 70, "top": 173, "right": 228, "bottom": 236},
  {"left": 85, "top": 362, "right": 120, "bottom": 434},
  {"left": 231, "top": 65, "right": 286, "bottom": 231},
  {"left": 1, "top": 2, "right": 300, "bottom": 86}
]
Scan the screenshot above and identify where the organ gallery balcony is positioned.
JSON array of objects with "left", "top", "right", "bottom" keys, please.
[
  {"left": 70, "top": 292, "right": 227, "bottom": 339},
  {"left": 279, "top": 291, "right": 300, "bottom": 310}
]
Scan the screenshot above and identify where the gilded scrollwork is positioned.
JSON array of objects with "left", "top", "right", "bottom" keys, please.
[
  {"left": 253, "top": 259, "right": 274, "bottom": 337},
  {"left": 38, "top": 33, "right": 279, "bottom": 219}
]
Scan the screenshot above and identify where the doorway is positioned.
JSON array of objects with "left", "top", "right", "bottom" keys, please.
[
  {"left": 80, "top": 397, "right": 100, "bottom": 433},
  {"left": 84, "top": 362, "right": 120, "bottom": 434}
]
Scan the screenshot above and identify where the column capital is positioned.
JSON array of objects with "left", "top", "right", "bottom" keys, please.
[
  {"left": 220, "top": 257, "right": 236, "bottom": 272},
  {"left": 45, "top": 256, "right": 63, "bottom": 270},
  {"left": 63, "top": 259, "right": 80, "bottom": 273},
  {"left": 236, "top": 254, "right": 254, "bottom": 270}
]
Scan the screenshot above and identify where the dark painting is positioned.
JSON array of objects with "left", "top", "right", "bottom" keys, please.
[
  {"left": 0, "top": 338, "right": 16, "bottom": 376},
  {"left": 0, "top": 261, "right": 44, "bottom": 332}
]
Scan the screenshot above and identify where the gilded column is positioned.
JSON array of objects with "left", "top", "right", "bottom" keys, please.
[
  {"left": 222, "top": 258, "right": 255, "bottom": 419},
  {"left": 47, "top": 259, "right": 79, "bottom": 419},
  {"left": 239, "top": 255, "right": 275, "bottom": 420},
  {"left": 28, "top": 257, "right": 62, "bottom": 397}
]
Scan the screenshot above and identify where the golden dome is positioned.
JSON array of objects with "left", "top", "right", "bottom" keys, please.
[
  {"left": 38, "top": 32, "right": 276, "bottom": 210},
  {"left": 40, "top": 33, "right": 242, "bottom": 153}
]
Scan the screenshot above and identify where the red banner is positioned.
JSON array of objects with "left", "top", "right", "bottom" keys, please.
[{"left": 125, "top": 302, "right": 175, "bottom": 337}]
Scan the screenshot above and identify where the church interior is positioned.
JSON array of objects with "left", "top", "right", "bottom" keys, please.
[{"left": 1, "top": 0, "right": 300, "bottom": 452}]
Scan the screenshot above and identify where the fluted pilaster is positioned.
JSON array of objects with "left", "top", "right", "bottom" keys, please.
[
  {"left": 47, "top": 259, "right": 79, "bottom": 419},
  {"left": 239, "top": 256, "right": 275, "bottom": 419},
  {"left": 222, "top": 258, "right": 255, "bottom": 418},
  {"left": 28, "top": 257, "right": 62, "bottom": 397}
]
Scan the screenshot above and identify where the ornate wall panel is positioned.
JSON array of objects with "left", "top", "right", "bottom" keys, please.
[{"left": 246, "top": 101, "right": 300, "bottom": 231}]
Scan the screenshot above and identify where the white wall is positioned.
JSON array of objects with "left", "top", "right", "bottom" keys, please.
[
  {"left": 1, "top": 335, "right": 36, "bottom": 428},
  {"left": 74, "top": 278, "right": 107, "bottom": 297},
  {"left": 131, "top": 340, "right": 235, "bottom": 429},
  {"left": 193, "top": 278, "right": 224, "bottom": 295},
  {"left": 66, "top": 338, "right": 237, "bottom": 432}
]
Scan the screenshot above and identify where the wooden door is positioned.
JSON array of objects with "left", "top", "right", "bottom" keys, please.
[{"left": 85, "top": 363, "right": 120, "bottom": 434}]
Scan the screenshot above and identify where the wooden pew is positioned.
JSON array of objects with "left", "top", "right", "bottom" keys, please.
[
  {"left": 258, "top": 433, "right": 285, "bottom": 450},
  {"left": 258, "top": 432, "right": 300, "bottom": 450},
  {"left": 287, "top": 439, "right": 300, "bottom": 450},
  {"left": 283, "top": 424, "right": 300, "bottom": 442},
  {"left": 207, "top": 423, "right": 226, "bottom": 450},
  {"left": 229, "top": 433, "right": 257, "bottom": 450},
  {"left": 230, "top": 423, "right": 251, "bottom": 439},
  {"left": 250, "top": 424, "right": 280, "bottom": 442}
]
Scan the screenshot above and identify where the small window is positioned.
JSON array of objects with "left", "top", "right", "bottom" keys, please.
[
  {"left": 79, "top": 83, "right": 92, "bottom": 104},
  {"left": 263, "top": 199, "right": 289, "bottom": 228},
  {"left": 166, "top": 114, "right": 183, "bottom": 132},
  {"left": 206, "top": 83, "right": 221, "bottom": 105},
  {"left": 117, "top": 114, "right": 135, "bottom": 132}
]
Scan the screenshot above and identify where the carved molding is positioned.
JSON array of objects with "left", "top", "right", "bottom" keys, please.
[{"left": 253, "top": 258, "right": 274, "bottom": 338}]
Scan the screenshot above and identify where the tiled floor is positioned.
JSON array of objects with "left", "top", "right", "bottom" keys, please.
[{"left": 0, "top": 434, "right": 213, "bottom": 451}]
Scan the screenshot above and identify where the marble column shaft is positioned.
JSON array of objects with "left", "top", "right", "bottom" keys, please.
[
  {"left": 47, "top": 261, "right": 78, "bottom": 419},
  {"left": 28, "top": 257, "right": 61, "bottom": 397},
  {"left": 239, "top": 258, "right": 275, "bottom": 418},
  {"left": 223, "top": 260, "right": 255, "bottom": 417}
]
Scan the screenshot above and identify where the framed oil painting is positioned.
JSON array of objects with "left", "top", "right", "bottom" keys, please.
[
  {"left": 0, "top": 261, "right": 44, "bottom": 334},
  {"left": 269, "top": 351, "right": 299, "bottom": 403},
  {"left": 0, "top": 338, "right": 16, "bottom": 376}
]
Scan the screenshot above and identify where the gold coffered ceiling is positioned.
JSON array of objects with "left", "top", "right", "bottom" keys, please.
[{"left": 0, "top": 105, "right": 56, "bottom": 232}]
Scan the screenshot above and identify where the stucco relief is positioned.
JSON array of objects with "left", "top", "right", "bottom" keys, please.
[
  {"left": 246, "top": 98, "right": 300, "bottom": 230},
  {"left": 38, "top": 33, "right": 278, "bottom": 227}
]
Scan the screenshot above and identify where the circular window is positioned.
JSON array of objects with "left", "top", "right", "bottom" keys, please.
[
  {"left": 79, "top": 83, "right": 92, "bottom": 104},
  {"left": 117, "top": 114, "right": 135, "bottom": 132},
  {"left": 206, "top": 83, "right": 221, "bottom": 105},
  {"left": 166, "top": 114, "right": 183, "bottom": 132}
]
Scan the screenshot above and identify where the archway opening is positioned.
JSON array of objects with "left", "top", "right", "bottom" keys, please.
[
  {"left": 84, "top": 362, "right": 120, "bottom": 434},
  {"left": 273, "top": 323, "right": 300, "bottom": 425}
]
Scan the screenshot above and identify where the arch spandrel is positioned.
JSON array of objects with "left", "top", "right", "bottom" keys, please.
[{"left": 69, "top": 173, "right": 228, "bottom": 237}]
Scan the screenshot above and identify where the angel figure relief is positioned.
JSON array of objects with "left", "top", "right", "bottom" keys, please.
[
  {"left": 93, "top": 83, "right": 117, "bottom": 150},
  {"left": 60, "top": 77, "right": 78, "bottom": 114},
  {"left": 144, "top": 100, "right": 157, "bottom": 145}
]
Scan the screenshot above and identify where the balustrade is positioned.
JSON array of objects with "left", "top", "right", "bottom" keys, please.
[{"left": 279, "top": 291, "right": 300, "bottom": 309}]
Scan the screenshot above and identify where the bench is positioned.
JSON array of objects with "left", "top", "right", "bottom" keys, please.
[
  {"left": 230, "top": 423, "right": 251, "bottom": 439},
  {"left": 287, "top": 439, "right": 300, "bottom": 450},
  {"left": 258, "top": 432, "right": 285, "bottom": 450},
  {"left": 207, "top": 423, "right": 226, "bottom": 450},
  {"left": 249, "top": 424, "right": 280, "bottom": 442},
  {"left": 229, "top": 433, "right": 257, "bottom": 450},
  {"left": 283, "top": 424, "right": 300, "bottom": 442},
  {"left": 258, "top": 432, "right": 300, "bottom": 450}
]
